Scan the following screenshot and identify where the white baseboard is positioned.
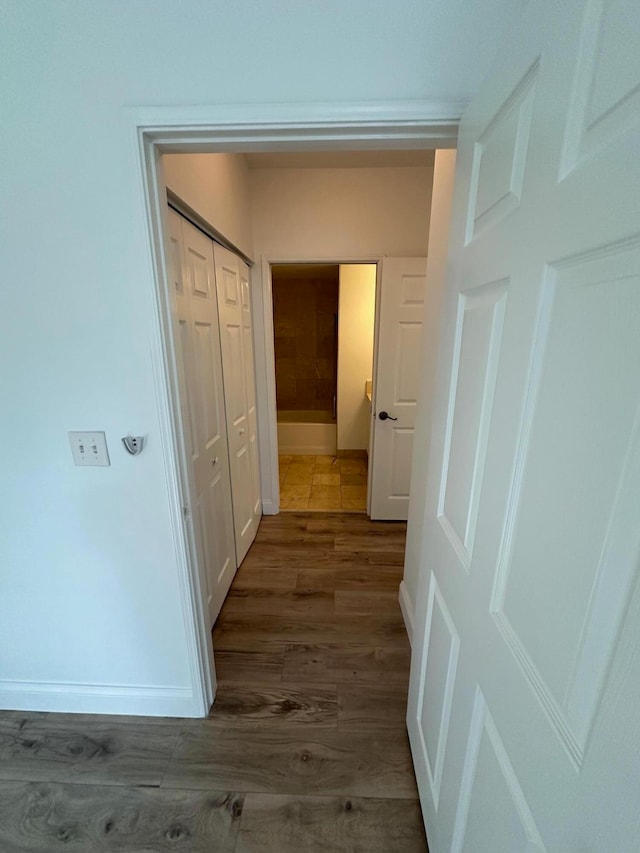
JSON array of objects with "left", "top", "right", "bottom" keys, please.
[
  {"left": 399, "top": 580, "right": 414, "bottom": 646},
  {"left": 0, "top": 680, "right": 198, "bottom": 717},
  {"left": 261, "top": 498, "right": 277, "bottom": 516}
]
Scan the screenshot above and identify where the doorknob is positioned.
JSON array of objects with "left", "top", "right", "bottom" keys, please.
[
  {"left": 378, "top": 411, "right": 398, "bottom": 421},
  {"left": 211, "top": 457, "right": 219, "bottom": 466},
  {"left": 239, "top": 427, "right": 246, "bottom": 435}
]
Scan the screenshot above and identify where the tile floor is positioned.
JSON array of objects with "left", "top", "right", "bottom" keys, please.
[{"left": 279, "top": 454, "right": 368, "bottom": 511}]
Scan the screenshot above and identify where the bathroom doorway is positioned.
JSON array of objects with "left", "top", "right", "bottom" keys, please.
[{"left": 272, "top": 262, "right": 377, "bottom": 511}]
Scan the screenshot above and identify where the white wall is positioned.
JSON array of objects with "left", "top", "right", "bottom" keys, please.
[
  {"left": 250, "top": 167, "right": 433, "bottom": 260},
  {"left": 0, "top": 0, "right": 525, "bottom": 715},
  {"left": 163, "top": 153, "right": 253, "bottom": 259},
  {"left": 401, "top": 150, "right": 457, "bottom": 637},
  {"left": 337, "top": 265, "right": 376, "bottom": 450}
]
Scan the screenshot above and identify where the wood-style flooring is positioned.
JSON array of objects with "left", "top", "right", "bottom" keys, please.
[{"left": 0, "top": 513, "right": 427, "bottom": 852}]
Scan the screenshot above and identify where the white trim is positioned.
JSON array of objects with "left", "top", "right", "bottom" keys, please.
[
  {"left": 127, "top": 100, "right": 462, "bottom": 149},
  {"left": 135, "top": 135, "right": 216, "bottom": 718},
  {"left": 261, "top": 498, "right": 277, "bottom": 516},
  {"left": 399, "top": 580, "right": 415, "bottom": 645},
  {"left": 131, "top": 100, "right": 461, "bottom": 719},
  {"left": 0, "top": 681, "right": 196, "bottom": 717}
]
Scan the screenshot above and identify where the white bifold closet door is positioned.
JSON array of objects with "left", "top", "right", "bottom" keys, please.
[
  {"left": 214, "top": 243, "right": 262, "bottom": 565},
  {"left": 167, "top": 210, "right": 237, "bottom": 627}
]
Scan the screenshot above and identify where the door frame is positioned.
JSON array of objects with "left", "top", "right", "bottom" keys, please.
[{"left": 131, "top": 101, "right": 460, "bottom": 715}]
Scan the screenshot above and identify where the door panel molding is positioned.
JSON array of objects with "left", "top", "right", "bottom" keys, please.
[
  {"left": 465, "top": 62, "right": 539, "bottom": 244},
  {"left": 437, "top": 278, "right": 508, "bottom": 572},
  {"left": 561, "top": 0, "right": 640, "bottom": 178},
  {"left": 451, "top": 688, "right": 545, "bottom": 853},
  {"left": 490, "top": 234, "right": 640, "bottom": 768},
  {"left": 414, "top": 572, "right": 460, "bottom": 810}
]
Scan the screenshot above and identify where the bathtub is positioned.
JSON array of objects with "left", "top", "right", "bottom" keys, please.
[{"left": 277, "top": 410, "right": 337, "bottom": 455}]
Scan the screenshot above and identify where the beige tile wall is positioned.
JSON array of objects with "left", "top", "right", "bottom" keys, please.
[{"left": 273, "top": 271, "right": 339, "bottom": 413}]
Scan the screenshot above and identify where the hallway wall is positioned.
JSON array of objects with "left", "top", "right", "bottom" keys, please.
[
  {"left": 163, "top": 153, "right": 253, "bottom": 259},
  {"left": 250, "top": 166, "right": 433, "bottom": 260},
  {"left": 338, "top": 265, "right": 376, "bottom": 450}
]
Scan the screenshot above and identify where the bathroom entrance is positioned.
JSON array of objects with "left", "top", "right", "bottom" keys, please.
[{"left": 272, "top": 262, "right": 377, "bottom": 511}]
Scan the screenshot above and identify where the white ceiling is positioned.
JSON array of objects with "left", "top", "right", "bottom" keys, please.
[{"left": 245, "top": 150, "right": 436, "bottom": 170}]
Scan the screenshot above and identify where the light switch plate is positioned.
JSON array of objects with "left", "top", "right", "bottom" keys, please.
[{"left": 68, "top": 431, "right": 110, "bottom": 466}]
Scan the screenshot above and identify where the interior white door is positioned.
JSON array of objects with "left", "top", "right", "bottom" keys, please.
[
  {"left": 407, "top": 2, "right": 640, "bottom": 852},
  {"left": 214, "top": 243, "right": 260, "bottom": 564},
  {"left": 167, "top": 211, "right": 236, "bottom": 627},
  {"left": 370, "top": 257, "right": 428, "bottom": 520}
]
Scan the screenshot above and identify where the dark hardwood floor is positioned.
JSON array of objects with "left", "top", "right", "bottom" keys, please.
[{"left": 0, "top": 513, "right": 427, "bottom": 852}]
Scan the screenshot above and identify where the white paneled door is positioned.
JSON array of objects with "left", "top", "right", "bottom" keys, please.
[
  {"left": 214, "top": 244, "right": 261, "bottom": 564},
  {"left": 408, "top": 1, "right": 640, "bottom": 852},
  {"left": 167, "top": 211, "right": 236, "bottom": 628},
  {"left": 370, "top": 257, "right": 427, "bottom": 520}
]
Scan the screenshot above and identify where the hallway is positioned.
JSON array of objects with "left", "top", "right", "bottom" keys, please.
[
  {"left": 0, "top": 514, "right": 427, "bottom": 851},
  {"left": 212, "top": 511, "right": 426, "bottom": 850}
]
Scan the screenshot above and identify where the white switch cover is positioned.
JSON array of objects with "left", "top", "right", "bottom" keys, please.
[{"left": 68, "top": 431, "right": 110, "bottom": 466}]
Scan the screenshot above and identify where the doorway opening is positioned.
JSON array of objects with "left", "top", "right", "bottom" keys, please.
[
  {"left": 136, "top": 105, "right": 457, "bottom": 714},
  {"left": 272, "top": 262, "right": 376, "bottom": 512}
]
